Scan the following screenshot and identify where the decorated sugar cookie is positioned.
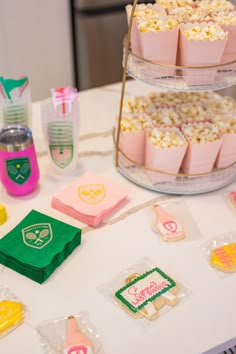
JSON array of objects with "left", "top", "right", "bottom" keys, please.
[
  {"left": 154, "top": 205, "right": 185, "bottom": 241},
  {"left": 210, "top": 243, "right": 236, "bottom": 273},
  {"left": 229, "top": 192, "right": 236, "bottom": 208},
  {"left": 115, "top": 268, "right": 179, "bottom": 320},
  {"left": 0, "top": 300, "right": 24, "bottom": 335}
]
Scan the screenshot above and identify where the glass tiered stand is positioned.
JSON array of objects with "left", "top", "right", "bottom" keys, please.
[{"left": 115, "top": 0, "right": 236, "bottom": 194}]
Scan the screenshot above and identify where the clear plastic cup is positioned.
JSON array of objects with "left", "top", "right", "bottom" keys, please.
[
  {"left": 41, "top": 98, "right": 80, "bottom": 175},
  {"left": 0, "top": 77, "right": 32, "bottom": 129}
]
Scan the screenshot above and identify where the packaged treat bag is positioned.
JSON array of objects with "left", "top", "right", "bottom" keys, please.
[
  {"left": 0, "top": 285, "right": 26, "bottom": 337},
  {"left": 179, "top": 22, "right": 228, "bottom": 85},
  {"left": 138, "top": 17, "right": 179, "bottom": 77},
  {"left": 181, "top": 122, "right": 222, "bottom": 174},
  {"left": 0, "top": 210, "right": 82, "bottom": 284},
  {"left": 52, "top": 172, "right": 128, "bottom": 227},
  {"left": 99, "top": 257, "right": 190, "bottom": 327},
  {"left": 37, "top": 313, "right": 102, "bottom": 354},
  {"left": 145, "top": 127, "right": 187, "bottom": 183}
]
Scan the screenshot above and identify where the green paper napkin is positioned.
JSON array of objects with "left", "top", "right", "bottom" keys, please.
[{"left": 0, "top": 210, "right": 82, "bottom": 283}]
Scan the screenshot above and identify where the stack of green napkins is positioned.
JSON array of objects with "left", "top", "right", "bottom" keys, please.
[{"left": 0, "top": 210, "right": 81, "bottom": 284}]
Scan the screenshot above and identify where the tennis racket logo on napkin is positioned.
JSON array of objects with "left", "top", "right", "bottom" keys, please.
[
  {"left": 22, "top": 223, "right": 53, "bottom": 249},
  {"left": 78, "top": 184, "right": 106, "bottom": 204}
]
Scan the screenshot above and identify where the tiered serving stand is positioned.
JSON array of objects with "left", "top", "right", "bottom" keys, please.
[{"left": 115, "top": 0, "right": 236, "bottom": 194}]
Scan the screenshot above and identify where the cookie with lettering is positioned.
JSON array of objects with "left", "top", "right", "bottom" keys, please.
[
  {"left": 210, "top": 243, "right": 236, "bottom": 273},
  {"left": 114, "top": 268, "right": 179, "bottom": 320},
  {"left": 154, "top": 205, "right": 185, "bottom": 242},
  {"left": 0, "top": 300, "right": 24, "bottom": 335}
]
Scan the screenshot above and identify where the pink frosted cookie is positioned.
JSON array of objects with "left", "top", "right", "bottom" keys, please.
[{"left": 154, "top": 205, "right": 185, "bottom": 241}]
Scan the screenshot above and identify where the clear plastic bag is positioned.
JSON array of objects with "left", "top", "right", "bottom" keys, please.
[
  {"left": 99, "top": 257, "right": 191, "bottom": 328},
  {"left": 147, "top": 198, "right": 202, "bottom": 244},
  {"left": 202, "top": 231, "right": 236, "bottom": 278},
  {"left": 37, "top": 312, "right": 102, "bottom": 354},
  {"left": 0, "top": 285, "right": 26, "bottom": 337}
]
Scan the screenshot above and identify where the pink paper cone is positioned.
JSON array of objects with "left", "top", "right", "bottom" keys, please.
[
  {"left": 130, "top": 18, "right": 143, "bottom": 57},
  {"left": 215, "top": 133, "right": 236, "bottom": 168},
  {"left": 139, "top": 28, "right": 179, "bottom": 78},
  {"left": 119, "top": 130, "right": 146, "bottom": 167},
  {"left": 221, "top": 25, "right": 236, "bottom": 64},
  {"left": 181, "top": 139, "right": 222, "bottom": 174},
  {"left": 179, "top": 25, "right": 227, "bottom": 85},
  {"left": 145, "top": 137, "right": 187, "bottom": 183}
]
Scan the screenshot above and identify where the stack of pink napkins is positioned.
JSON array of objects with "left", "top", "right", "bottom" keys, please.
[{"left": 51, "top": 172, "right": 128, "bottom": 227}]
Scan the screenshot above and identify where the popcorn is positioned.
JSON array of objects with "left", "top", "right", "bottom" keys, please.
[
  {"left": 196, "top": 0, "right": 235, "bottom": 12},
  {"left": 168, "top": 6, "right": 195, "bottom": 23},
  {"left": 120, "top": 114, "right": 153, "bottom": 133},
  {"left": 213, "top": 11, "right": 236, "bottom": 26},
  {"left": 151, "top": 108, "right": 181, "bottom": 125},
  {"left": 177, "top": 103, "right": 209, "bottom": 122},
  {"left": 182, "top": 23, "right": 228, "bottom": 41},
  {"left": 138, "top": 17, "right": 178, "bottom": 32},
  {"left": 122, "top": 96, "right": 153, "bottom": 114},
  {"left": 182, "top": 122, "right": 221, "bottom": 143},
  {"left": 126, "top": 4, "right": 163, "bottom": 19},
  {"left": 157, "top": 0, "right": 194, "bottom": 9},
  {"left": 206, "top": 96, "right": 236, "bottom": 115},
  {"left": 148, "top": 127, "right": 186, "bottom": 148},
  {"left": 216, "top": 118, "right": 236, "bottom": 134}
]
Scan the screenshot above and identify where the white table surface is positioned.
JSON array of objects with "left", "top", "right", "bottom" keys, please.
[{"left": 0, "top": 80, "right": 235, "bottom": 354}]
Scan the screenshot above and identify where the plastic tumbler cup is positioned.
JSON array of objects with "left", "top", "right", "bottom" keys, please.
[
  {"left": 0, "top": 125, "right": 40, "bottom": 196},
  {"left": 0, "top": 76, "right": 32, "bottom": 128},
  {"left": 41, "top": 89, "right": 80, "bottom": 175}
]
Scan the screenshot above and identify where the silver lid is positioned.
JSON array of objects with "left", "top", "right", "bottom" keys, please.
[{"left": 0, "top": 125, "right": 33, "bottom": 152}]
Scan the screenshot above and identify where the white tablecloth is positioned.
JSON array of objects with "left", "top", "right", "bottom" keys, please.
[{"left": 0, "top": 81, "right": 235, "bottom": 354}]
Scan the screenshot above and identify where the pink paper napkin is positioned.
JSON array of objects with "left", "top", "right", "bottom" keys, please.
[{"left": 51, "top": 172, "right": 128, "bottom": 227}]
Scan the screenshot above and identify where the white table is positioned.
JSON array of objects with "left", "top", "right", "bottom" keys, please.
[{"left": 0, "top": 81, "right": 235, "bottom": 354}]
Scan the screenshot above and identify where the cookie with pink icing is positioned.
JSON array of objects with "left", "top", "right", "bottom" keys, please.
[{"left": 154, "top": 205, "right": 185, "bottom": 241}]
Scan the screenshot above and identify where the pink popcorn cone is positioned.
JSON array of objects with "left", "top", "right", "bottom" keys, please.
[
  {"left": 139, "top": 28, "right": 179, "bottom": 78},
  {"left": 118, "top": 130, "right": 146, "bottom": 167},
  {"left": 221, "top": 25, "right": 236, "bottom": 64},
  {"left": 215, "top": 133, "right": 236, "bottom": 168},
  {"left": 129, "top": 17, "right": 143, "bottom": 57},
  {"left": 145, "top": 137, "right": 187, "bottom": 183},
  {"left": 179, "top": 24, "right": 227, "bottom": 85},
  {"left": 181, "top": 139, "right": 222, "bottom": 174},
  {"left": 126, "top": 4, "right": 166, "bottom": 58}
]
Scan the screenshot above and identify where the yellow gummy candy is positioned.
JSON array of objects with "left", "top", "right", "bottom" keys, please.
[
  {"left": 210, "top": 243, "right": 236, "bottom": 272},
  {"left": 0, "top": 300, "right": 24, "bottom": 334}
]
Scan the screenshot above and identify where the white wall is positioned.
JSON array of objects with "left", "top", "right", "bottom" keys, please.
[{"left": 0, "top": 0, "right": 74, "bottom": 101}]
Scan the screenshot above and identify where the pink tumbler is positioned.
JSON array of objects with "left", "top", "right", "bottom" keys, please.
[{"left": 0, "top": 125, "right": 40, "bottom": 196}]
